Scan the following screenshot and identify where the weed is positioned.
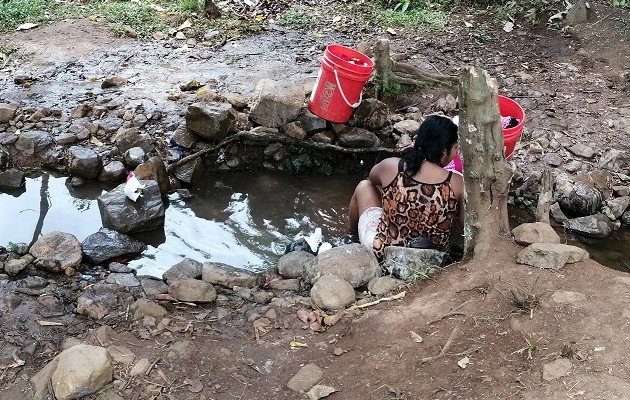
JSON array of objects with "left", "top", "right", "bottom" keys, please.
[
  {"left": 97, "top": 2, "right": 168, "bottom": 37},
  {"left": 0, "top": 0, "right": 48, "bottom": 31},
  {"left": 178, "top": 0, "right": 202, "bottom": 13},
  {"left": 277, "top": 8, "right": 313, "bottom": 28},
  {"left": 613, "top": 0, "right": 630, "bottom": 8},
  {"left": 382, "top": 9, "right": 447, "bottom": 27}
]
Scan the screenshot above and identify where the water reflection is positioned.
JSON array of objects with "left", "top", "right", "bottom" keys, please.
[{"left": 0, "top": 170, "right": 362, "bottom": 277}]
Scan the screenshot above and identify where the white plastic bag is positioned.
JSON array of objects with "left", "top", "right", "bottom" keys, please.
[{"left": 124, "top": 172, "right": 144, "bottom": 202}]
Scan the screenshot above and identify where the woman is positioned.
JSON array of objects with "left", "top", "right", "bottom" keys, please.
[{"left": 349, "top": 115, "right": 464, "bottom": 258}]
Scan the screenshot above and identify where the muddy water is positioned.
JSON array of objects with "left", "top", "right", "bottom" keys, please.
[{"left": 0, "top": 170, "right": 363, "bottom": 276}]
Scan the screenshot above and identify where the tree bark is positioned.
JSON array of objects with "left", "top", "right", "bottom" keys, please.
[
  {"left": 535, "top": 168, "right": 552, "bottom": 224},
  {"left": 458, "top": 67, "right": 512, "bottom": 260},
  {"left": 372, "top": 39, "right": 458, "bottom": 99}
]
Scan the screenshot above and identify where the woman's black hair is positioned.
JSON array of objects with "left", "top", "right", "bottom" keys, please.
[{"left": 402, "top": 115, "right": 458, "bottom": 175}]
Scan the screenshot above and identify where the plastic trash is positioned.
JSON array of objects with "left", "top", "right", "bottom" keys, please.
[
  {"left": 80, "top": 274, "right": 96, "bottom": 282},
  {"left": 318, "top": 242, "right": 332, "bottom": 254},
  {"left": 304, "top": 227, "right": 322, "bottom": 253},
  {"left": 124, "top": 172, "right": 144, "bottom": 202}
]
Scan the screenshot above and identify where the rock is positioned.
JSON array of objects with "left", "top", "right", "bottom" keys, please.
[
  {"left": 367, "top": 276, "right": 405, "bottom": 296},
  {"left": 130, "top": 358, "right": 151, "bottom": 376},
  {"left": 542, "top": 358, "right": 573, "bottom": 381},
  {"left": 224, "top": 92, "right": 249, "bottom": 108},
  {"left": 252, "top": 290, "right": 274, "bottom": 304},
  {"left": 564, "top": 215, "right": 612, "bottom": 238},
  {"left": 277, "top": 250, "right": 314, "bottom": 278},
  {"left": 185, "top": 102, "right": 235, "bottom": 142},
  {"left": 102, "top": 76, "right": 127, "bottom": 89},
  {"left": 393, "top": 119, "right": 420, "bottom": 136},
  {"left": 563, "top": 160, "right": 582, "bottom": 173},
  {"left": 114, "top": 127, "right": 154, "bottom": 154},
  {"left": 511, "top": 222, "right": 561, "bottom": 245},
  {"left": 98, "top": 161, "right": 126, "bottom": 182},
  {"left": 171, "top": 156, "right": 204, "bottom": 185},
  {"left": 550, "top": 202, "right": 569, "bottom": 223},
  {"left": 0, "top": 168, "right": 25, "bottom": 189},
  {"left": 349, "top": 98, "right": 389, "bottom": 130},
  {"left": 567, "top": 143, "right": 595, "bottom": 158},
  {"left": 166, "top": 340, "right": 195, "bottom": 359},
  {"left": 306, "top": 243, "right": 380, "bottom": 288},
  {"left": 623, "top": 210, "right": 630, "bottom": 225},
  {"left": 606, "top": 196, "right": 630, "bottom": 219},
  {"left": 281, "top": 121, "right": 306, "bottom": 139},
  {"left": 134, "top": 156, "right": 170, "bottom": 195},
  {"left": 129, "top": 298, "right": 167, "bottom": 320},
  {"left": 202, "top": 262, "right": 259, "bottom": 288},
  {"left": 30, "top": 356, "right": 60, "bottom": 400},
  {"left": 106, "top": 345, "right": 135, "bottom": 365},
  {"left": 66, "top": 146, "right": 102, "bottom": 179},
  {"left": 554, "top": 173, "right": 602, "bottom": 217},
  {"left": 382, "top": 247, "right": 448, "bottom": 280},
  {"left": 139, "top": 276, "right": 169, "bottom": 296},
  {"left": 52, "top": 344, "right": 113, "bottom": 400},
  {"left": 82, "top": 228, "right": 147, "bottom": 264},
  {"left": 76, "top": 296, "right": 109, "bottom": 319},
  {"left": 551, "top": 290, "right": 587, "bottom": 303},
  {"left": 298, "top": 110, "right": 327, "bottom": 134},
  {"left": 163, "top": 258, "right": 203, "bottom": 284},
  {"left": 14, "top": 130, "right": 54, "bottom": 160},
  {"left": 90, "top": 326, "right": 119, "bottom": 347},
  {"left": 123, "top": 146, "right": 146, "bottom": 169},
  {"left": 613, "top": 185, "right": 630, "bottom": 197},
  {"left": 516, "top": 243, "right": 589, "bottom": 270},
  {"left": 543, "top": 152, "right": 563, "bottom": 167},
  {"left": 108, "top": 262, "right": 133, "bottom": 273},
  {"left": 4, "top": 254, "right": 34, "bottom": 276},
  {"left": 337, "top": 127, "right": 380, "bottom": 148},
  {"left": 249, "top": 79, "right": 304, "bottom": 127},
  {"left": 268, "top": 278, "right": 301, "bottom": 291},
  {"left": 105, "top": 273, "right": 140, "bottom": 287},
  {"left": 170, "top": 125, "right": 198, "bottom": 149},
  {"left": 30, "top": 232, "right": 82, "bottom": 272},
  {"left": 0, "top": 103, "right": 18, "bottom": 123},
  {"left": 168, "top": 279, "right": 217, "bottom": 303},
  {"left": 310, "top": 131, "right": 335, "bottom": 144},
  {"left": 598, "top": 149, "right": 626, "bottom": 172},
  {"left": 311, "top": 275, "right": 355, "bottom": 310},
  {"left": 97, "top": 180, "right": 165, "bottom": 234},
  {"left": 566, "top": 0, "right": 588, "bottom": 24},
  {"left": 287, "top": 363, "right": 323, "bottom": 393}
]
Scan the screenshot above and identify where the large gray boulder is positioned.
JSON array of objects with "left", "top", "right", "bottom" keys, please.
[
  {"left": 97, "top": 180, "right": 165, "bottom": 234},
  {"left": 163, "top": 258, "right": 203, "bottom": 284},
  {"left": 516, "top": 243, "right": 589, "bottom": 270},
  {"left": 51, "top": 344, "right": 113, "bottom": 400},
  {"left": 0, "top": 103, "right": 17, "bottom": 123},
  {"left": 30, "top": 232, "right": 83, "bottom": 272},
  {"left": 305, "top": 243, "right": 380, "bottom": 288},
  {"left": 171, "top": 156, "right": 204, "bottom": 185},
  {"left": 554, "top": 173, "right": 602, "bottom": 217},
  {"left": 382, "top": 246, "right": 448, "bottom": 280},
  {"left": 511, "top": 222, "right": 561, "bottom": 246},
  {"left": 66, "top": 146, "right": 102, "bottom": 179},
  {"left": 114, "top": 127, "right": 154, "bottom": 154},
  {"left": 0, "top": 168, "right": 25, "bottom": 189},
  {"left": 564, "top": 215, "right": 612, "bottom": 238},
  {"left": 98, "top": 161, "right": 126, "bottom": 182},
  {"left": 134, "top": 156, "right": 170, "bottom": 195},
  {"left": 168, "top": 279, "right": 217, "bottom": 303},
  {"left": 348, "top": 98, "right": 389, "bottom": 130},
  {"left": 249, "top": 79, "right": 304, "bottom": 127},
  {"left": 598, "top": 149, "right": 626, "bottom": 172},
  {"left": 201, "top": 262, "right": 259, "bottom": 289},
  {"left": 185, "top": 102, "right": 235, "bottom": 142},
  {"left": 277, "top": 250, "right": 314, "bottom": 279},
  {"left": 81, "top": 228, "right": 146, "bottom": 264},
  {"left": 337, "top": 127, "right": 380, "bottom": 148},
  {"left": 310, "top": 274, "right": 355, "bottom": 310}
]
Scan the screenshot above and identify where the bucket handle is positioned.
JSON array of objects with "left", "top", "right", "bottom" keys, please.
[{"left": 333, "top": 69, "right": 362, "bottom": 109}]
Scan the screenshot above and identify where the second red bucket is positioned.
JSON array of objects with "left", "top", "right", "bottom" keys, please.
[
  {"left": 498, "top": 95, "right": 525, "bottom": 161},
  {"left": 308, "top": 45, "right": 375, "bottom": 123}
]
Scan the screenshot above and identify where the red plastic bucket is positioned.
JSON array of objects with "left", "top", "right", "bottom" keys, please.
[
  {"left": 498, "top": 95, "right": 525, "bottom": 160},
  {"left": 308, "top": 45, "right": 375, "bottom": 123}
]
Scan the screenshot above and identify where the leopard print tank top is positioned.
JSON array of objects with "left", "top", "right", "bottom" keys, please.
[{"left": 373, "top": 162, "right": 459, "bottom": 259}]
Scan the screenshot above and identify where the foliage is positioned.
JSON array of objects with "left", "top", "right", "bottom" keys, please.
[
  {"left": 0, "top": 0, "right": 48, "bottom": 30},
  {"left": 613, "top": 0, "right": 629, "bottom": 8},
  {"left": 277, "top": 8, "right": 313, "bottom": 28}
]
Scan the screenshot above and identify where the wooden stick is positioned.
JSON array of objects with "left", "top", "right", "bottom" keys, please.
[
  {"left": 345, "top": 291, "right": 406, "bottom": 312},
  {"left": 421, "top": 324, "right": 460, "bottom": 364}
]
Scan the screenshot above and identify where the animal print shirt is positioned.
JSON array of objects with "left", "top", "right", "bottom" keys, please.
[{"left": 373, "top": 164, "right": 459, "bottom": 259}]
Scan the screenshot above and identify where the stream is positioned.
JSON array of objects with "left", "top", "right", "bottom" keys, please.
[{"left": 2, "top": 171, "right": 629, "bottom": 276}]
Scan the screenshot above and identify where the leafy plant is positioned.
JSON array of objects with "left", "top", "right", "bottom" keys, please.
[
  {"left": 613, "top": 0, "right": 629, "bottom": 8},
  {"left": 0, "top": 0, "right": 48, "bottom": 31},
  {"left": 277, "top": 8, "right": 313, "bottom": 28}
]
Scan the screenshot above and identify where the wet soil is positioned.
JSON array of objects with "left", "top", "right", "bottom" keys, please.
[{"left": 1, "top": 1, "right": 630, "bottom": 399}]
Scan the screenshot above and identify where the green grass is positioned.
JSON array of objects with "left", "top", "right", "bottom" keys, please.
[
  {"left": 277, "top": 8, "right": 313, "bottom": 28},
  {"left": 96, "top": 2, "right": 170, "bottom": 38},
  {"left": 0, "top": 0, "right": 49, "bottom": 29},
  {"left": 381, "top": 9, "right": 447, "bottom": 27}
]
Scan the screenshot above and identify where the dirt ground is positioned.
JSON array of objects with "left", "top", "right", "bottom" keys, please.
[{"left": 1, "top": 1, "right": 630, "bottom": 399}]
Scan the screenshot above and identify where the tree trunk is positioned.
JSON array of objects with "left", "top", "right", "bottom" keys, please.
[
  {"left": 535, "top": 168, "right": 552, "bottom": 224},
  {"left": 458, "top": 67, "right": 512, "bottom": 260}
]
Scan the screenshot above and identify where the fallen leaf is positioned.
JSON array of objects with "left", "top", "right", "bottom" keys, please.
[
  {"left": 90, "top": 136, "right": 104, "bottom": 146},
  {"left": 307, "top": 384, "right": 337, "bottom": 400},
  {"left": 502, "top": 21, "right": 514, "bottom": 33},
  {"left": 184, "top": 378, "right": 203, "bottom": 393},
  {"left": 458, "top": 356, "right": 470, "bottom": 369},
  {"left": 386, "top": 28, "right": 397, "bottom": 35},
  {"left": 177, "top": 19, "right": 192, "bottom": 31},
  {"left": 323, "top": 310, "right": 344, "bottom": 326},
  {"left": 409, "top": 331, "right": 423, "bottom": 343},
  {"left": 464, "top": 20, "right": 473, "bottom": 28},
  {"left": 290, "top": 341, "right": 308, "bottom": 349},
  {"left": 16, "top": 23, "right": 38, "bottom": 31},
  {"left": 37, "top": 320, "right": 63, "bottom": 326},
  {"left": 297, "top": 309, "right": 311, "bottom": 323}
]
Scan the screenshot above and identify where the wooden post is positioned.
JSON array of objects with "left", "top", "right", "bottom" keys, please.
[
  {"left": 458, "top": 67, "right": 512, "bottom": 260},
  {"left": 535, "top": 168, "right": 553, "bottom": 224}
]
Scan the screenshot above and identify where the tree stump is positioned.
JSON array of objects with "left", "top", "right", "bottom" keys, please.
[
  {"left": 458, "top": 67, "right": 512, "bottom": 260},
  {"left": 536, "top": 168, "right": 553, "bottom": 224},
  {"left": 372, "top": 39, "right": 458, "bottom": 99}
]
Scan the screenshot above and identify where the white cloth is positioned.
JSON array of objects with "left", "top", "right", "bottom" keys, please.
[{"left": 358, "top": 206, "right": 383, "bottom": 250}]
